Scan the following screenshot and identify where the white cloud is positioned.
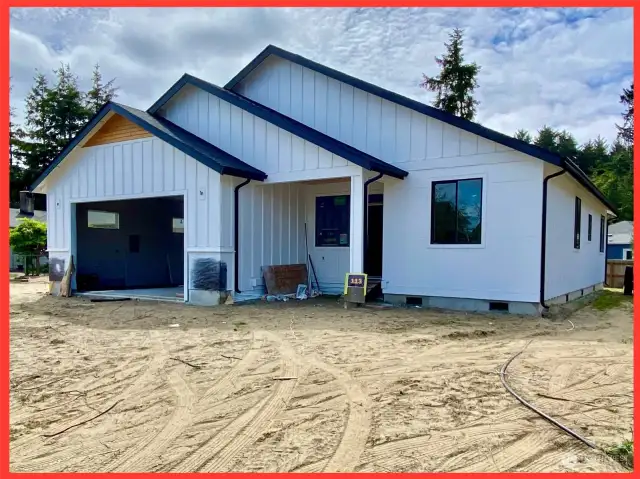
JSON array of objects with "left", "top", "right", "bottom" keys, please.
[{"left": 9, "top": 7, "right": 633, "bottom": 146}]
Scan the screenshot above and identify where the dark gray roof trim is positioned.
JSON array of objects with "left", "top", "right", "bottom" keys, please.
[
  {"left": 223, "top": 44, "right": 616, "bottom": 213},
  {"left": 31, "top": 102, "right": 267, "bottom": 191},
  {"left": 148, "top": 75, "right": 409, "bottom": 180}
]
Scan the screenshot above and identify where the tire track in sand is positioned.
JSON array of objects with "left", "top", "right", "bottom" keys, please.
[
  {"left": 109, "top": 358, "right": 196, "bottom": 471},
  {"left": 174, "top": 336, "right": 300, "bottom": 472},
  {"left": 261, "top": 331, "right": 371, "bottom": 473},
  {"left": 109, "top": 335, "right": 260, "bottom": 472},
  {"left": 11, "top": 332, "right": 165, "bottom": 472}
]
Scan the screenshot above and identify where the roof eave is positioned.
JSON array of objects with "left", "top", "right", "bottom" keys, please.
[
  {"left": 563, "top": 158, "right": 618, "bottom": 215},
  {"left": 225, "top": 45, "right": 618, "bottom": 211},
  {"left": 30, "top": 103, "right": 114, "bottom": 191},
  {"left": 160, "top": 74, "right": 408, "bottom": 180},
  {"left": 31, "top": 100, "right": 267, "bottom": 192}
]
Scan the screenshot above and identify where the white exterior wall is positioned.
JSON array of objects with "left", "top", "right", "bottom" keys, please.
[
  {"left": 157, "top": 83, "right": 368, "bottom": 296},
  {"left": 383, "top": 160, "right": 543, "bottom": 302},
  {"left": 544, "top": 164, "right": 607, "bottom": 300},
  {"left": 40, "top": 135, "right": 229, "bottom": 302},
  {"left": 157, "top": 85, "right": 361, "bottom": 183},
  {"left": 234, "top": 56, "right": 546, "bottom": 303},
  {"left": 234, "top": 176, "right": 379, "bottom": 297},
  {"left": 236, "top": 181, "right": 307, "bottom": 295}
]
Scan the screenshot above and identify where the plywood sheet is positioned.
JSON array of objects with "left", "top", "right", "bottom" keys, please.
[
  {"left": 84, "top": 114, "right": 152, "bottom": 147},
  {"left": 263, "top": 264, "right": 308, "bottom": 295}
]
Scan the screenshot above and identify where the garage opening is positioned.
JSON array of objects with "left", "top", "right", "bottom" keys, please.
[{"left": 74, "top": 195, "right": 184, "bottom": 302}]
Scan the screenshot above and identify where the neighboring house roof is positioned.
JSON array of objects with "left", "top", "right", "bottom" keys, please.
[
  {"left": 10, "top": 208, "right": 47, "bottom": 228},
  {"left": 148, "top": 74, "right": 409, "bottom": 180},
  {"left": 31, "top": 102, "right": 267, "bottom": 192},
  {"left": 223, "top": 44, "right": 616, "bottom": 213},
  {"left": 608, "top": 220, "right": 633, "bottom": 235},
  {"left": 608, "top": 220, "right": 633, "bottom": 245}
]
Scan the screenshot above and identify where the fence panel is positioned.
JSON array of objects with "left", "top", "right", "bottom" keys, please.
[{"left": 606, "top": 259, "right": 633, "bottom": 288}]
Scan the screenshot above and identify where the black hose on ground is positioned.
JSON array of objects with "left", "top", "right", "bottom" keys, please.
[{"left": 499, "top": 341, "right": 598, "bottom": 450}]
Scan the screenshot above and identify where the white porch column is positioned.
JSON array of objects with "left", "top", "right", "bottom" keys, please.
[{"left": 349, "top": 173, "right": 365, "bottom": 273}]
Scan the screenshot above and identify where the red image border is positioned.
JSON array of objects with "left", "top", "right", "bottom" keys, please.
[{"left": 2, "top": 3, "right": 637, "bottom": 477}]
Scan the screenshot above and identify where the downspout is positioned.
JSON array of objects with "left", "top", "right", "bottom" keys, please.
[
  {"left": 363, "top": 172, "right": 383, "bottom": 274},
  {"left": 540, "top": 169, "right": 566, "bottom": 310},
  {"left": 603, "top": 218, "right": 609, "bottom": 285},
  {"left": 234, "top": 178, "right": 251, "bottom": 293}
]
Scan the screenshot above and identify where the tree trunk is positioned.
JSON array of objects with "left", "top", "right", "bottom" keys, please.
[{"left": 35, "top": 255, "right": 41, "bottom": 276}]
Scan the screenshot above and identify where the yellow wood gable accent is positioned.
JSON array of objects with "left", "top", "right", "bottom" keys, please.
[{"left": 84, "top": 114, "right": 152, "bottom": 147}]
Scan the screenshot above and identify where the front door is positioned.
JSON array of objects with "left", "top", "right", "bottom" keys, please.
[{"left": 366, "top": 203, "right": 383, "bottom": 277}]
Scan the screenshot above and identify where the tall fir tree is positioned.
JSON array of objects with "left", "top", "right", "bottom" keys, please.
[
  {"left": 514, "top": 129, "right": 533, "bottom": 143},
  {"left": 10, "top": 81, "right": 27, "bottom": 206},
  {"left": 85, "top": 63, "right": 118, "bottom": 114},
  {"left": 533, "top": 126, "right": 558, "bottom": 151},
  {"left": 20, "top": 71, "right": 58, "bottom": 189},
  {"left": 420, "top": 28, "right": 480, "bottom": 120},
  {"left": 48, "top": 63, "right": 90, "bottom": 148},
  {"left": 616, "top": 82, "right": 633, "bottom": 146}
]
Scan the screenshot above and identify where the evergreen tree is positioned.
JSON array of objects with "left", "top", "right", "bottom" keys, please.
[
  {"left": 48, "top": 63, "right": 91, "bottom": 148},
  {"left": 533, "top": 126, "right": 558, "bottom": 151},
  {"left": 85, "top": 63, "right": 118, "bottom": 114},
  {"left": 10, "top": 81, "right": 27, "bottom": 206},
  {"left": 20, "top": 71, "right": 57, "bottom": 189},
  {"left": 514, "top": 129, "right": 533, "bottom": 143},
  {"left": 576, "top": 137, "right": 608, "bottom": 175},
  {"left": 420, "top": 28, "right": 480, "bottom": 120},
  {"left": 555, "top": 130, "right": 579, "bottom": 160},
  {"left": 616, "top": 82, "right": 633, "bottom": 146}
]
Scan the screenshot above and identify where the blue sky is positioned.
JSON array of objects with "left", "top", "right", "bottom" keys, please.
[{"left": 9, "top": 7, "right": 633, "bottom": 145}]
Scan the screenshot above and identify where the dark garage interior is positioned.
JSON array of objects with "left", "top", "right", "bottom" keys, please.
[{"left": 75, "top": 196, "right": 184, "bottom": 295}]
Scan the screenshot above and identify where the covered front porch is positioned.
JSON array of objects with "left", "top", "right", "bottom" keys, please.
[{"left": 233, "top": 169, "right": 388, "bottom": 300}]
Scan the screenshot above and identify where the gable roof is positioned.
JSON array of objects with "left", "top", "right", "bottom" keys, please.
[
  {"left": 224, "top": 44, "right": 616, "bottom": 213},
  {"left": 31, "top": 102, "right": 267, "bottom": 192},
  {"left": 607, "top": 220, "right": 633, "bottom": 245},
  {"left": 148, "top": 75, "right": 409, "bottom": 180}
]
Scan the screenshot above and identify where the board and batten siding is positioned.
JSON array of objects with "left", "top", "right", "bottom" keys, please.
[
  {"left": 234, "top": 55, "right": 551, "bottom": 303},
  {"left": 42, "top": 134, "right": 233, "bottom": 301},
  {"left": 236, "top": 182, "right": 307, "bottom": 294},
  {"left": 543, "top": 164, "right": 607, "bottom": 301},
  {"left": 44, "top": 136, "right": 224, "bottom": 252},
  {"left": 157, "top": 85, "right": 363, "bottom": 183},
  {"left": 233, "top": 56, "right": 513, "bottom": 170}
]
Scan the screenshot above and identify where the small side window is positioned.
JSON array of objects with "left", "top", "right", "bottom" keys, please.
[
  {"left": 574, "top": 197, "right": 581, "bottom": 249},
  {"left": 587, "top": 214, "right": 592, "bottom": 242},
  {"left": 88, "top": 210, "right": 119, "bottom": 229},
  {"left": 173, "top": 218, "right": 184, "bottom": 233},
  {"left": 599, "top": 215, "right": 606, "bottom": 253}
]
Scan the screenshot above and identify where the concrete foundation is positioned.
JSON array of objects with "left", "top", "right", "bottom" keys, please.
[
  {"left": 546, "top": 283, "right": 602, "bottom": 306},
  {"left": 384, "top": 282, "right": 604, "bottom": 315},
  {"left": 188, "top": 289, "right": 229, "bottom": 306},
  {"left": 384, "top": 293, "right": 542, "bottom": 316}
]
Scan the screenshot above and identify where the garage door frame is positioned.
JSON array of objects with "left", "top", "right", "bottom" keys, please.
[{"left": 69, "top": 189, "right": 188, "bottom": 302}]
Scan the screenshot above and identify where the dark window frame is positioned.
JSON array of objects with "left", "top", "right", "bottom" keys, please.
[
  {"left": 574, "top": 197, "right": 581, "bottom": 250},
  {"left": 430, "top": 178, "right": 483, "bottom": 245},
  {"left": 599, "top": 215, "right": 606, "bottom": 253},
  {"left": 587, "top": 214, "right": 592, "bottom": 241},
  {"left": 315, "top": 195, "right": 351, "bottom": 247}
]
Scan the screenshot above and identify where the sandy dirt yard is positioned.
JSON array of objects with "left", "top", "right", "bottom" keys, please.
[{"left": 10, "top": 277, "right": 634, "bottom": 472}]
